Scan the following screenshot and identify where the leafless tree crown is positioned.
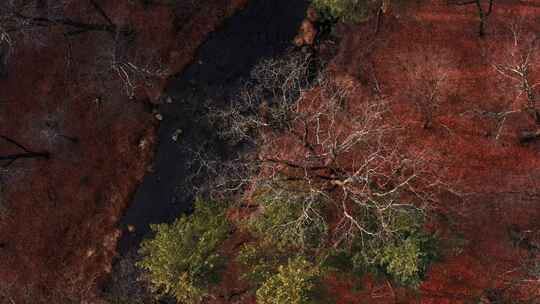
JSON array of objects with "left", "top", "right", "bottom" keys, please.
[{"left": 202, "top": 50, "right": 447, "bottom": 249}]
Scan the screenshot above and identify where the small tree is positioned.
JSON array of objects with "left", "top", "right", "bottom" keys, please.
[
  {"left": 348, "top": 208, "right": 438, "bottom": 287},
  {"left": 399, "top": 47, "right": 453, "bottom": 129},
  {"left": 255, "top": 257, "right": 321, "bottom": 304},
  {"left": 137, "top": 199, "right": 231, "bottom": 304},
  {"left": 313, "top": 0, "right": 378, "bottom": 22}
]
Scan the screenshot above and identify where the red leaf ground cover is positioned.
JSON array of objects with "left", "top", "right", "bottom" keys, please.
[{"left": 0, "top": 1, "right": 246, "bottom": 302}]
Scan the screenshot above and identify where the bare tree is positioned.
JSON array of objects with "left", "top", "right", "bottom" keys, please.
[
  {"left": 256, "top": 76, "right": 444, "bottom": 248},
  {"left": 496, "top": 228, "right": 540, "bottom": 303},
  {"left": 208, "top": 51, "right": 315, "bottom": 146},
  {"left": 197, "top": 49, "right": 447, "bottom": 252},
  {"left": 209, "top": 52, "right": 444, "bottom": 246},
  {"left": 471, "top": 18, "right": 540, "bottom": 142},
  {"left": 475, "top": 0, "right": 493, "bottom": 37},
  {"left": 456, "top": 19, "right": 540, "bottom": 142},
  {"left": 185, "top": 51, "right": 316, "bottom": 199},
  {"left": 493, "top": 19, "right": 540, "bottom": 123},
  {"left": 0, "top": 31, "right": 11, "bottom": 78},
  {"left": 101, "top": 248, "right": 153, "bottom": 304},
  {"left": 399, "top": 48, "right": 453, "bottom": 129},
  {"left": 109, "top": 50, "right": 169, "bottom": 100}
]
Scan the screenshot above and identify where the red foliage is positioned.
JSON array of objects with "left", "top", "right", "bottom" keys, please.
[
  {"left": 0, "top": 1, "right": 246, "bottom": 302},
  {"left": 322, "top": 0, "right": 540, "bottom": 302}
]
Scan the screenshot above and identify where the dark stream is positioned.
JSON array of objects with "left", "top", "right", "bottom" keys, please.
[{"left": 116, "top": 0, "right": 308, "bottom": 255}]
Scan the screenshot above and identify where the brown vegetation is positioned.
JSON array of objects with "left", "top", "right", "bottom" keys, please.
[
  {"left": 205, "top": 1, "right": 540, "bottom": 303},
  {"left": 0, "top": 0, "right": 246, "bottom": 303},
  {"left": 326, "top": 0, "right": 540, "bottom": 302}
]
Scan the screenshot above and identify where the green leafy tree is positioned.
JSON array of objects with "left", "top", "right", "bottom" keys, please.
[
  {"left": 247, "top": 182, "right": 328, "bottom": 251},
  {"left": 137, "top": 199, "right": 231, "bottom": 303},
  {"left": 236, "top": 241, "right": 291, "bottom": 286},
  {"left": 237, "top": 183, "right": 328, "bottom": 291},
  {"left": 376, "top": 232, "right": 436, "bottom": 287},
  {"left": 256, "top": 257, "right": 321, "bottom": 304},
  {"left": 241, "top": 185, "right": 437, "bottom": 292},
  {"left": 348, "top": 208, "right": 438, "bottom": 287}
]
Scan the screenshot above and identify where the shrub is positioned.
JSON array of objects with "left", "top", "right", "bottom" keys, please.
[
  {"left": 136, "top": 199, "right": 230, "bottom": 303},
  {"left": 255, "top": 257, "right": 321, "bottom": 304},
  {"left": 311, "top": 0, "right": 375, "bottom": 23},
  {"left": 375, "top": 231, "right": 437, "bottom": 287},
  {"left": 312, "top": 0, "right": 414, "bottom": 23}
]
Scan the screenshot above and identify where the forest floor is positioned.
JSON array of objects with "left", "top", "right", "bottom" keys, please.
[
  {"left": 207, "top": 1, "right": 540, "bottom": 303},
  {"left": 0, "top": 1, "right": 246, "bottom": 302},
  {"left": 320, "top": 1, "right": 540, "bottom": 303}
]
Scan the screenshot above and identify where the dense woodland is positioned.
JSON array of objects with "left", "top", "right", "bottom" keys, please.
[
  {"left": 131, "top": 0, "right": 540, "bottom": 303},
  {"left": 1, "top": 0, "right": 540, "bottom": 303}
]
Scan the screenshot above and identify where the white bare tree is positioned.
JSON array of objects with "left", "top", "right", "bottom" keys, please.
[
  {"left": 257, "top": 75, "right": 444, "bottom": 248},
  {"left": 493, "top": 19, "right": 540, "bottom": 121},
  {"left": 487, "top": 18, "right": 540, "bottom": 142},
  {"left": 207, "top": 51, "right": 314, "bottom": 146},
  {"left": 101, "top": 28, "right": 170, "bottom": 99},
  {"left": 196, "top": 50, "right": 447, "bottom": 252},
  {"left": 183, "top": 51, "right": 317, "bottom": 200}
]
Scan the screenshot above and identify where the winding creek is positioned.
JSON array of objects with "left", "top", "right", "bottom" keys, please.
[{"left": 116, "top": 0, "right": 308, "bottom": 256}]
